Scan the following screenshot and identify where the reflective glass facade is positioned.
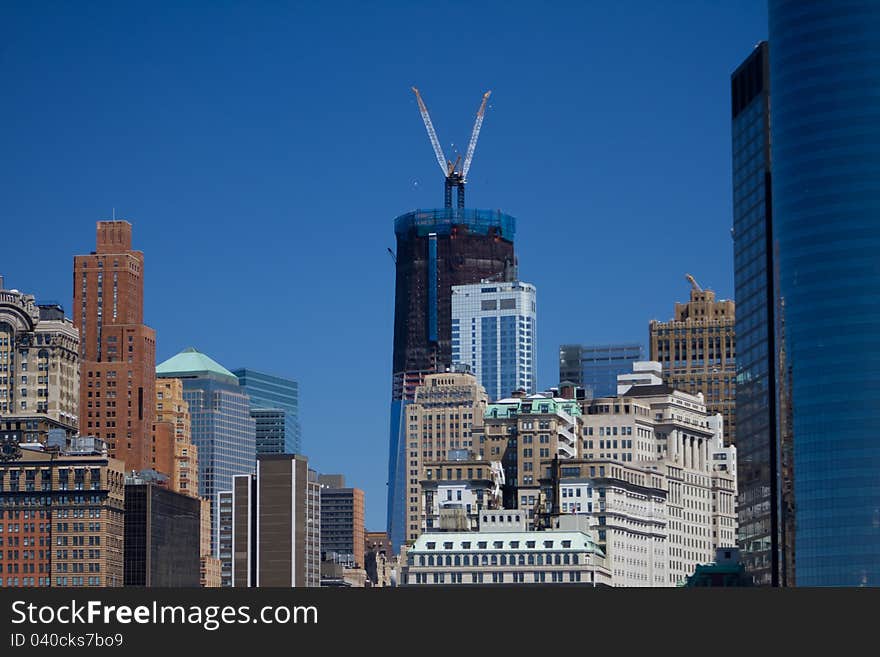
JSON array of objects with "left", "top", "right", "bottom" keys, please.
[
  {"left": 232, "top": 368, "right": 301, "bottom": 455},
  {"left": 770, "top": 0, "right": 880, "bottom": 585},
  {"left": 558, "top": 344, "right": 643, "bottom": 398},
  {"left": 451, "top": 281, "right": 537, "bottom": 401},
  {"left": 731, "top": 41, "right": 785, "bottom": 586}
]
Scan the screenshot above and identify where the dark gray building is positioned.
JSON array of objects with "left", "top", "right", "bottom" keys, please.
[
  {"left": 231, "top": 454, "right": 320, "bottom": 587},
  {"left": 124, "top": 477, "right": 201, "bottom": 587}
]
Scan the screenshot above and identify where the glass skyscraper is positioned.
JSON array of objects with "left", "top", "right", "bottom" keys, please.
[
  {"left": 731, "top": 41, "right": 793, "bottom": 586},
  {"left": 451, "top": 281, "right": 536, "bottom": 401},
  {"left": 156, "top": 348, "right": 255, "bottom": 553},
  {"left": 232, "top": 368, "right": 301, "bottom": 455},
  {"left": 770, "top": 0, "right": 880, "bottom": 585},
  {"left": 558, "top": 343, "right": 644, "bottom": 398}
]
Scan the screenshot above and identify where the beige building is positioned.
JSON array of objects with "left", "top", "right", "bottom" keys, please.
[
  {"left": 402, "top": 512, "right": 612, "bottom": 586},
  {"left": 403, "top": 372, "right": 488, "bottom": 544},
  {"left": 0, "top": 436, "right": 124, "bottom": 588},
  {"left": 199, "top": 497, "right": 221, "bottom": 587},
  {"left": 573, "top": 361, "right": 737, "bottom": 586},
  {"left": 648, "top": 277, "right": 736, "bottom": 444},
  {"left": 0, "top": 279, "right": 79, "bottom": 436},
  {"left": 153, "top": 378, "right": 198, "bottom": 497},
  {"left": 482, "top": 392, "right": 580, "bottom": 523}
]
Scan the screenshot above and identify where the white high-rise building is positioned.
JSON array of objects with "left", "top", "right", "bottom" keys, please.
[{"left": 451, "top": 281, "right": 536, "bottom": 402}]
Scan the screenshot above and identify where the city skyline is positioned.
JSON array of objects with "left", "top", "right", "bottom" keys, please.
[{"left": 0, "top": 1, "right": 769, "bottom": 530}]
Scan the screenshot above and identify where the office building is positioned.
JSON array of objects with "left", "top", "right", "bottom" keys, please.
[
  {"left": 388, "top": 207, "right": 517, "bottom": 552},
  {"left": 558, "top": 343, "right": 644, "bottom": 399},
  {"left": 730, "top": 40, "right": 793, "bottom": 587},
  {"left": 769, "top": 0, "right": 880, "bottom": 585},
  {"left": 0, "top": 278, "right": 80, "bottom": 437},
  {"left": 232, "top": 454, "right": 320, "bottom": 587},
  {"left": 648, "top": 278, "right": 736, "bottom": 444},
  {"left": 420, "top": 451, "right": 504, "bottom": 535},
  {"left": 199, "top": 497, "right": 221, "bottom": 587},
  {"left": 540, "top": 459, "right": 669, "bottom": 587},
  {"left": 402, "top": 512, "right": 611, "bottom": 586},
  {"left": 451, "top": 281, "right": 536, "bottom": 401},
  {"left": 573, "top": 362, "right": 738, "bottom": 585},
  {"left": 0, "top": 436, "right": 124, "bottom": 588},
  {"left": 152, "top": 377, "right": 198, "bottom": 497},
  {"left": 123, "top": 475, "right": 201, "bottom": 587},
  {"left": 216, "top": 490, "right": 233, "bottom": 587},
  {"left": 482, "top": 391, "right": 581, "bottom": 518},
  {"left": 73, "top": 220, "right": 157, "bottom": 473},
  {"left": 402, "top": 372, "right": 488, "bottom": 545},
  {"left": 156, "top": 347, "right": 255, "bottom": 554},
  {"left": 232, "top": 368, "right": 301, "bottom": 455},
  {"left": 318, "top": 474, "right": 365, "bottom": 567}
]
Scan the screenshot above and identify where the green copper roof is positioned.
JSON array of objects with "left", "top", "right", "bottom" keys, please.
[{"left": 156, "top": 347, "right": 238, "bottom": 383}]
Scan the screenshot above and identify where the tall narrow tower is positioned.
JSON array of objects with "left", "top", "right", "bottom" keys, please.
[
  {"left": 387, "top": 89, "right": 517, "bottom": 550},
  {"left": 73, "top": 220, "right": 156, "bottom": 472}
]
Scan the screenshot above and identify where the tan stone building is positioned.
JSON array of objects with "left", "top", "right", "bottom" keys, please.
[
  {"left": 0, "top": 278, "right": 79, "bottom": 438},
  {"left": 403, "top": 372, "right": 488, "bottom": 545},
  {"left": 419, "top": 453, "right": 504, "bottom": 534},
  {"left": 648, "top": 277, "right": 736, "bottom": 444},
  {"left": 0, "top": 436, "right": 124, "bottom": 588},
  {"left": 199, "top": 497, "right": 221, "bottom": 587}
]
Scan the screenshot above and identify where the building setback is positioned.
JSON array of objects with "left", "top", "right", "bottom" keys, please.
[
  {"left": 0, "top": 436, "right": 124, "bottom": 588},
  {"left": 451, "top": 281, "right": 536, "bottom": 401},
  {"left": 649, "top": 282, "right": 736, "bottom": 445},
  {"left": 73, "top": 220, "right": 157, "bottom": 473},
  {"left": 231, "top": 454, "right": 320, "bottom": 587},
  {"left": 0, "top": 279, "right": 80, "bottom": 440},
  {"left": 123, "top": 477, "right": 201, "bottom": 587}
]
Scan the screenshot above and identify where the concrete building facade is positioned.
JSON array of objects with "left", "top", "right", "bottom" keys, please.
[
  {"left": 231, "top": 454, "right": 320, "bottom": 587},
  {"left": 402, "top": 513, "right": 611, "bottom": 586}
]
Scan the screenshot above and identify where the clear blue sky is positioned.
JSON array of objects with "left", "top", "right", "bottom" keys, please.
[{"left": 1, "top": 1, "right": 767, "bottom": 530}]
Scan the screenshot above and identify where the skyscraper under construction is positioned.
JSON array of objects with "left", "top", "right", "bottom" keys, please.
[{"left": 387, "top": 88, "right": 518, "bottom": 550}]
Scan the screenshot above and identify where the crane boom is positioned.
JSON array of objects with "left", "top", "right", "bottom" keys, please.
[
  {"left": 686, "top": 273, "right": 703, "bottom": 293},
  {"left": 411, "top": 87, "right": 449, "bottom": 176},
  {"left": 461, "top": 90, "right": 491, "bottom": 179}
]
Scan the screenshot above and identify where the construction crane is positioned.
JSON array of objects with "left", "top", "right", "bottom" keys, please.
[
  {"left": 411, "top": 87, "right": 492, "bottom": 209},
  {"left": 686, "top": 273, "right": 703, "bottom": 293}
]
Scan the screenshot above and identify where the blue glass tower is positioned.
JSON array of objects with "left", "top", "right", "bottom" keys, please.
[
  {"left": 770, "top": 0, "right": 880, "bottom": 585},
  {"left": 156, "top": 348, "right": 256, "bottom": 554},
  {"left": 232, "top": 368, "right": 301, "bottom": 455},
  {"left": 558, "top": 344, "right": 644, "bottom": 398}
]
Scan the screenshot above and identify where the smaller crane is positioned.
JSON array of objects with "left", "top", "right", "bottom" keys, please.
[{"left": 686, "top": 273, "right": 703, "bottom": 293}]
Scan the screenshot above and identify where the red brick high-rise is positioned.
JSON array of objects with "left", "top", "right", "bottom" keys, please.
[{"left": 73, "top": 220, "right": 156, "bottom": 473}]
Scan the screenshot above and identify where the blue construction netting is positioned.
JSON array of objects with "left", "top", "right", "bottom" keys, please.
[{"left": 394, "top": 208, "right": 516, "bottom": 240}]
